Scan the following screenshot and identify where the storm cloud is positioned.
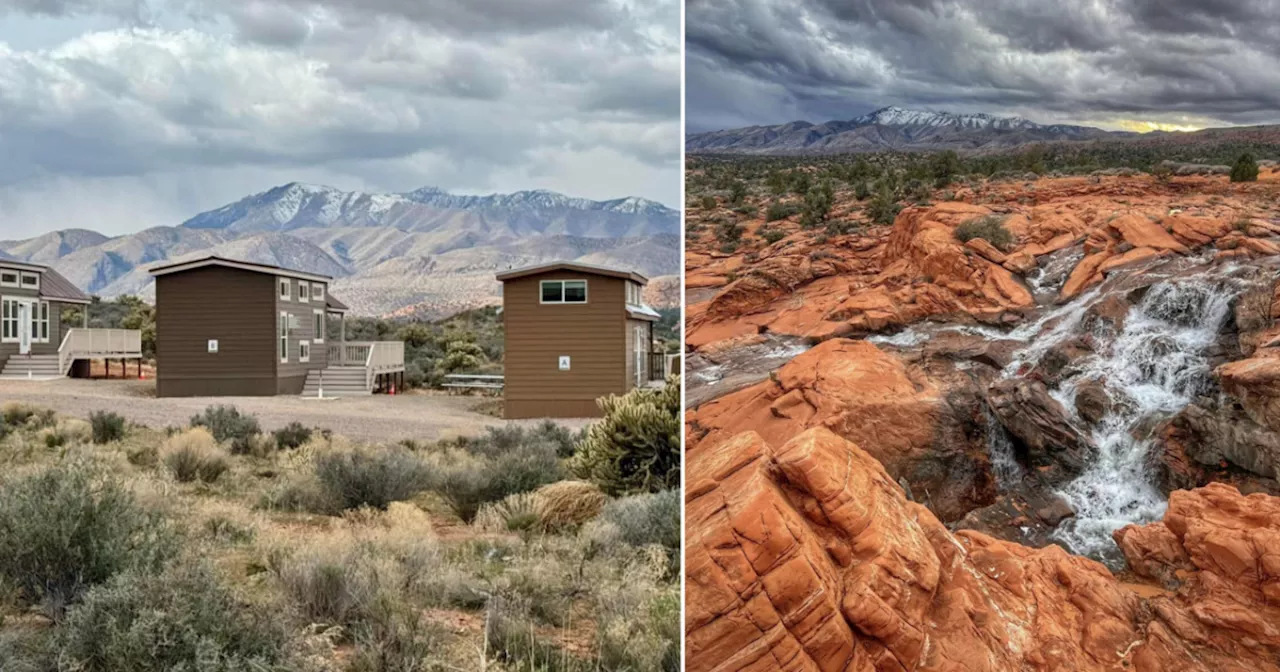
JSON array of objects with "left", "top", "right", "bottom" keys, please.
[
  {"left": 686, "top": 0, "right": 1280, "bottom": 133},
  {"left": 0, "top": 0, "right": 679, "bottom": 237}
]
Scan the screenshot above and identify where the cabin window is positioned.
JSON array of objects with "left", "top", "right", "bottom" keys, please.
[
  {"left": 1, "top": 300, "right": 15, "bottom": 341},
  {"left": 35, "top": 301, "right": 48, "bottom": 342},
  {"left": 0, "top": 271, "right": 17, "bottom": 288},
  {"left": 299, "top": 282, "right": 310, "bottom": 303},
  {"left": 313, "top": 309, "right": 325, "bottom": 344},
  {"left": 20, "top": 273, "right": 38, "bottom": 289},
  {"left": 540, "top": 280, "right": 587, "bottom": 304},
  {"left": 299, "top": 340, "right": 310, "bottom": 363},
  {"left": 312, "top": 283, "right": 324, "bottom": 301},
  {"left": 626, "top": 281, "right": 642, "bottom": 305},
  {"left": 279, "top": 278, "right": 291, "bottom": 301},
  {"left": 279, "top": 312, "right": 289, "bottom": 363}
]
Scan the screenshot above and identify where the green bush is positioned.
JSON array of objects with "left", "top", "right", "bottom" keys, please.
[
  {"left": 866, "top": 181, "right": 902, "bottom": 226},
  {"left": 697, "top": 195, "right": 716, "bottom": 211},
  {"left": 55, "top": 563, "right": 295, "bottom": 672},
  {"left": 314, "top": 446, "right": 430, "bottom": 511},
  {"left": 758, "top": 226, "right": 786, "bottom": 244},
  {"left": 1231, "top": 152, "right": 1259, "bottom": 182},
  {"left": 0, "top": 464, "right": 177, "bottom": 618},
  {"left": 88, "top": 410, "right": 127, "bottom": 444},
  {"left": 273, "top": 421, "right": 313, "bottom": 450},
  {"left": 190, "top": 405, "right": 261, "bottom": 454},
  {"left": 955, "top": 215, "right": 1014, "bottom": 251},
  {"left": 570, "top": 376, "right": 680, "bottom": 497},
  {"left": 764, "top": 202, "right": 796, "bottom": 222}
]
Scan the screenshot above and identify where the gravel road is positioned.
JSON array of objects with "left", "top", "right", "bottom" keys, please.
[{"left": 0, "top": 379, "right": 592, "bottom": 442}]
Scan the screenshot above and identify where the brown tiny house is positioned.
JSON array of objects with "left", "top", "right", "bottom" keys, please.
[
  {"left": 497, "top": 261, "right": 666, "bottom": 419},
  {"left": 150, "top": 256, "right": 403, "bottom": 397}
]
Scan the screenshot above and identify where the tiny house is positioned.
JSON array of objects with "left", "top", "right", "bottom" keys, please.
[
  {"left": 496, "top": 261, "right": 665, "bottom": 419},
  {"left": 149, "top": 256, "right": 403, "bottom": 397},
  {"left": 0, "top": 261, "right": 134, "bottom": 380}
]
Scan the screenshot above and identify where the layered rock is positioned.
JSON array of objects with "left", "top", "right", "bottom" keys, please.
[
  {"left": 686, "top": 339, "right": 995, "bottom": 521},
  {"left": 686, "top": 427, "right": 1280, "bottom": 672}
]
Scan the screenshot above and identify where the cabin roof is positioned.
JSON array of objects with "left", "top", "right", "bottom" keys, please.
[
  {"left": 495, "top": 261, "right": 648, "bottom": 284},
  {"left": 148, "top": 255, "right": 334, "bottom": 283},
  {"left": 0, "top": 261, "right": 91, "bottom": 304}
]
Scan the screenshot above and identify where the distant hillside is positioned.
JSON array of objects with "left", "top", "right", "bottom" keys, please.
[
  {"left": 687, "top": 105, "right": 1127, "bottom": 154},
  {"left": 0, "top": 184, "right": 680, "bottom": 318}
]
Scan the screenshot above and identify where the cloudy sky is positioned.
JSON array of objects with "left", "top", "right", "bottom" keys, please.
[
  {"left": 688, "top": 0, "right": 1280, "bottom": 134},
  {"left": 0, "top": 0, "right": 680, "bottom": 238}
]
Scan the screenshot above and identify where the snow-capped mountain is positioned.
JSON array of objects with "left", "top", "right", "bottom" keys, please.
[
  {"left": 686, "top": 105, "right": 1123, "bottom": 154},
  {"left": 0, "top": 185, "right": 680, "bottom": 318}
]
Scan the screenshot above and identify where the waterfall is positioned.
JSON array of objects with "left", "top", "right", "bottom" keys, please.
[
  {"left": 984, "top": 405, "right": 1023, "bottom": 489},
  {"left": 1037, "top": 278, "right": 1240, "bottom": 562}
]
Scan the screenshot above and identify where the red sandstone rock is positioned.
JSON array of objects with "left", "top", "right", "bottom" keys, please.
[{"left": 687, "top": 428, "right": 1280, "bottom": 672}]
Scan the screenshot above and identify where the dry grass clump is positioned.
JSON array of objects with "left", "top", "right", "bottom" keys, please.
[
  {"left": 473, "top": 492, "right": 540, "bottom": 534},
  {"left": 161, "top": 428, "right": 231, "bottom": 484},
  {"left": 533, "top": 480, "right": 606, "bottom": 533},
  {"left": 37, "top": 418, "right": 92, "bottom": 448},
  {"left": 1, "top": 402, "right": 54, "bottom": 429}
]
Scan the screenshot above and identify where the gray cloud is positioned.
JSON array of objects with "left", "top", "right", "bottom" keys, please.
[
  {"left": 687, "top": 0, "right": 1280, "bottom": 133},
  {"left": 0, "top": 0, "right": 679, "bottom": 238}
]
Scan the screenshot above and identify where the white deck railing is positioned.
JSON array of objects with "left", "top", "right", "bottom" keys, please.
[
  {"left": 325, "top": 341, "right": 405, "bottom": 390},
  {"left": 58, "top": 328, "right": 143, "bottom": 375}
]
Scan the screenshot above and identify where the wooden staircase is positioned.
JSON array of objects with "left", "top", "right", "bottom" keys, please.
[
  {"left": 301, "top": 367, "right": 372, "bottom": 397},
  {"left": 0, "top": 354, "right": 63, "bottom": 380}
]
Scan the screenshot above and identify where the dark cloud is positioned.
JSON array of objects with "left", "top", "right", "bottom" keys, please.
[
  {"left": 0, "top": 0, "right": 679, "bottom": 237},
  {"left": 688, "top": 0, "right": 1280, "bottom": 133}
]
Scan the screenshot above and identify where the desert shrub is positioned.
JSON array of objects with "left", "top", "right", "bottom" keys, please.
[
  {"left": 570, "top": 376, "right": 680, "bottom": 496},
  {"left": 798, "top": 182, "right": 834, "bottom": 229},
  {"left": 0, "top": 464, "right": 177, "bottom": 618},
  {"left": 592, "top": 490, "right": 681, "bottom": 555},
  {"left": 866, "top": 182, "right": 903, "bottom": 226},
  {"left": 697, "top": 195, "right": 716, "bottom": 210},
  {"left": 430, "top": 436, "right": 564, "bottom": 524},
  {"left": 484, "top": 594, "right": 585, "bottom": 672},
  {"left": 346, "top": 603, "right": 441, "bottom": 672},
  {"left": 314, "top": 446, "right": 430, "bottom": 511},
  {"left": 854, "top": 180, "right": 872, "bottom": 200},
  {"left": 189, "top": 405, "right": 261, "bottom": 454},
  {"left": 55, "top": 563, "right": 294, "bottom": 672},
  {"left": 764, "top": 202, "right": 796, "bottom": 222},
  {"left": 203, "top": 516, "right": 256, "bottom": 545},
  {"left": 714, "top": 219, "right": 743, "bottom": 244},
  {"left": 757, "top": 226, "right": 786, "bottom": 244},
  {"left": 273, "top": 421, "right": 313, "bottom": 450},
  {"left": 596, "top": 573, "right": 679, "bottom": 672},
  {"left": 1231, "top": 152, "right": 1259, "bottom": 182},
  {"left": 534, "top": 481, "right": 607, "bottom": 533},
  {"left": 88, "top": 410, "right": 126, "bottom": 444},
  {"left": 955, "top": 215, "right": 1014, "bottom": 251},
  {"left": 162, "top": 428, "right": 231, "bottom": 483},
  {"left": 1, "top": 402, "right": 48, "bottom": 427},
  {"left": 473, "top": 492, "right": 541, "bottom": 534}
]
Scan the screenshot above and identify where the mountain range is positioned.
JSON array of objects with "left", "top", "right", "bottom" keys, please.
[
  {"left": 686, "top": 106, "right": 1130, "bottom": 154},
  {"left": 0, "top": 184, "right": 680, "bottom": 318}
]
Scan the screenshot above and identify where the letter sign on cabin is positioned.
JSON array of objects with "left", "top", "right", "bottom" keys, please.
[
  {"left": 208, "top": 339, "right": 219, "bottom": 354},
  {"left": 559, "top": 355, "right": 570, "bottom": 371}
]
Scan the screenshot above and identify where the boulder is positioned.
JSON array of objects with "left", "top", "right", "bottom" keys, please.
[
  {"left": 987, "top": 378, "right": 1096, "bottom": 483},
  {"left": 1074, "top": 379, "right": 1115, "bottom": 425},
  {"left": 1217, "top": 357, "right": 1280, "bottom": 432}
]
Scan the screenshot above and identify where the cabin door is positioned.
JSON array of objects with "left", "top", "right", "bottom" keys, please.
[{"left": 16, "top": 301, "right": 31, "bottom": 355}]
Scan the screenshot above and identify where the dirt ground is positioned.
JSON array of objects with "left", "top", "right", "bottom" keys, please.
[{"left": 0, "top": 378, "right": 593, "bottom": 442}]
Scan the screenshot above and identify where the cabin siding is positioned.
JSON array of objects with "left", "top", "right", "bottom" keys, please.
[
  {"left": 155, "top": 266, "right": 277, "bottom": 397},
  {"left": 502, "top": 271, "right": 628, "bottom": 419},
  {"left": 274, "top": 278, "right": 329, "bottom": 395}
]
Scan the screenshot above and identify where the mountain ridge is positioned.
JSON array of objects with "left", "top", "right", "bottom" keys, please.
[
  {"left": 0, "top": 184, "right": 680, "bottom": 318},
  {"left": 687, "top": 105, "right": 1126, "bottom": 154}
]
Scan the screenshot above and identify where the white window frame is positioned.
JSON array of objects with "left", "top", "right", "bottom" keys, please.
[
  {"left": 299, "top": 340, "right": 310, "bottom": 363},
  {"left": 34, "top": 301, "right": 49, "bottom": 343},
  {"left": 634, "top": 325, "right": 646, "bottom": 387},
  {"left": 279, "top": 278, "right": 292, "bottom": 302},
  {"left": 19, "top": 273, "right": 39, "bottom": 290},
  {"left": 298, "top": 282, "right": 310, "bottom": 303},
  {"left": 539, "top": 279, "right": 588, "bottom": 304},
  {"left": 312, "top": 283, "right": 325, "bottom": 302},
  {"left": 0, "top": 271, "right": 18, "bottom": 288},
  {"left": 0, "top": 298, "right": 17, "bottom": 343},
  {"left": 313, "top": 309, "right": 325, "bottom": 344},
  {"left": 279, "top": 311, "right": 289, "bottom": 363}
]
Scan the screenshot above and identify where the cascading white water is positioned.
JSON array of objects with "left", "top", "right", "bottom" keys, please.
[
  {"left": 984, "top": 406, "right": 1023, "bottom": 488},
  {"left": 1035, "top": 279, "right": 1240, "bottom": 561}
]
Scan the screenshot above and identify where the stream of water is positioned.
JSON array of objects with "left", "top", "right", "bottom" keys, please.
[{"left": 1013, "top": 278, "right": 1241, "bottom": 560}]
